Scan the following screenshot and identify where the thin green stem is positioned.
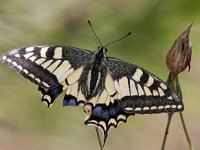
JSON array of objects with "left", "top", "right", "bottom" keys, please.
[
  {"left": 179, "top": 112, "right": 194, "bottom": 150},
  {"left": 161, "top": 113, "right": 173, "bottom": 150},
  {"left": 95, "top": 127, "right": 103, "bottom": 150}
]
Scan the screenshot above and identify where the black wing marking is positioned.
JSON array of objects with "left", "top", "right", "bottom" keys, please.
[{"left": 0, "top": 46, "right": 93, "bottom": 89}]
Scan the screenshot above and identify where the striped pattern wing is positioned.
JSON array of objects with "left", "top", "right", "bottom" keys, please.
[
  {"left": 0, "top": 46, "right": 92, "bottom": 106},
  {"left": 84, "top": 57, "right": 183, "bottom": 144},
  {"left": 107, "top": 57, "right": 183, "bottom": 113}
]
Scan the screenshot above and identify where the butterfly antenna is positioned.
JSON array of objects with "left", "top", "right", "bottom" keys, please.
[
  {"left": 104, "top": 32, "right": 132, "bottom": 47},
  {"left": 88, "top": 20, "right": 103, "bottom": 46}
]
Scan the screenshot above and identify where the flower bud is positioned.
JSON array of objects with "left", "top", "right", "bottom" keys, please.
[{"left": 166, "top": 24, "right": 192, "bottom": 76}]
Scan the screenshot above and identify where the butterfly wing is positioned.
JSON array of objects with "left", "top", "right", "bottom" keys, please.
[
  {"left": 84, "top": 57, "right": 183, "bottom": 144},
  {"left": 107, "top": 57, "right": 183, "bottom": 113},
  {"left": 0, "top": 46, "right": 93, "bottom": 106}
]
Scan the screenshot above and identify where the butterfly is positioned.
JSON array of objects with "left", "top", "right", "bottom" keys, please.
[{"left": 0, "top": 22, "right": 183, "bottom": 145}]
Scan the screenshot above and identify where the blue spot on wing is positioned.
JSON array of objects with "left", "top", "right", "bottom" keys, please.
[
  {"left": 93, "top": 106, "right": 103, "bottom": 117},
  {"left": 63, "top": 95, "right": 78, "bottom": 106},
  {"left": 68, "top": 99, "right": 77, "bottom": 106},
  {"left": 102, "top": 110, "right": 109, "bottom": 120},
  {"left": 38, "top": 85, "right": 63, "bottom": 99},
  {"left": 49, "top": 85, "right": 63, "bottom": 99}
]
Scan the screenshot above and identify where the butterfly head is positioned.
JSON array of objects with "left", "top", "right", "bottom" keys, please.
[
  {"left": 91, "top": 46, "right": 108, "bottom": 64},
  {"left": 97, "top": 46, "right": 108, "bottom": 56}
]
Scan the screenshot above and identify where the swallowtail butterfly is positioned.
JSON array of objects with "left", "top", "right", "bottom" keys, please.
[{"left": 0, "top": 23, "right": 183, "bottom": 145}]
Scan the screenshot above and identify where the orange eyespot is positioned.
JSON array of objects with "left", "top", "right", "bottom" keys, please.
[{"left": 84, "top": 105, "right": 92, "bottom": 115}]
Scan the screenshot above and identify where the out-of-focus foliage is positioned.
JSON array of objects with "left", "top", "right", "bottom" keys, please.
[{"left": 0, "top": 0, "right": 200, "bottom": 150}]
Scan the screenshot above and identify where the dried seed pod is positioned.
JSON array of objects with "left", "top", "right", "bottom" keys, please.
[{"left": 166, "top": 24, "right": 192, "bottom": 76}]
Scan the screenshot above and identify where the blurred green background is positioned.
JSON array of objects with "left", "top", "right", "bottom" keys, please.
[{"left": 0, "top": 0, "right": 200, "bottom": 150}]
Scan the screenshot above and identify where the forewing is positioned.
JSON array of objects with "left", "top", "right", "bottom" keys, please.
[
  {"left": 0, "top": 46, "right": 93, "bottom": 88},
  {"left": 107, "top": 57, "right": 183, "bottom": 114}
]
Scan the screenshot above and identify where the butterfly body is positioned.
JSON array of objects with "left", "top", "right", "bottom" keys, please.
[
  {"left": 79, "top": 46, "right": 108, "bottom": 100},
  {"left": 0, "top": 44, "right": 183, "bottom": 144}
]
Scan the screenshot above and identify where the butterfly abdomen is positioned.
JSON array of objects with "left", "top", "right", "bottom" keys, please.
[
  {"left": 78, "top": 64, "right": 107, "bottom": 101},
  {"left": 88, "top": 66, "right": 101, "bottom": 96},
  {"left": 77, "top": 48, "right": 108, "bottom": 100}
]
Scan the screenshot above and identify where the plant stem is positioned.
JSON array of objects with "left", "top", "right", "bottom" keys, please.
[
  {"left": 179, "top": 112, "right": 194, "bottom": 150},
  {"left": 161, "top": 112, "right": 173, "bottom": 150},
  {"left": 95, "top": 127, "right": 103, "bottom": 150},
  {"left": 160, "top": 73, "right": 177, "bottom": 150},
  {"left": 171, "top": 74, "right": 194, "bottom": 150}
]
